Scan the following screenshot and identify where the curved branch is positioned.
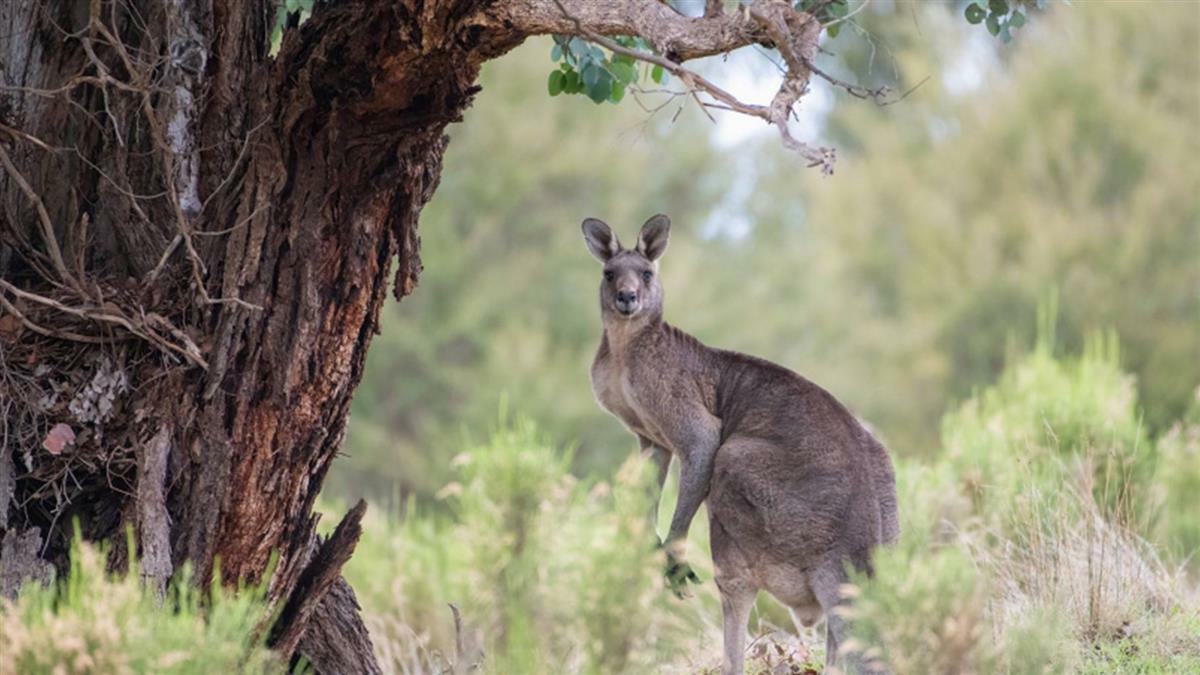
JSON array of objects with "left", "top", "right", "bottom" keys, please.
[
  {"left": 500, "top": 0, "right": 765, "bottom": 62},
  {"left": 516, "top": 0, "right": 836, "bottom": 172}
]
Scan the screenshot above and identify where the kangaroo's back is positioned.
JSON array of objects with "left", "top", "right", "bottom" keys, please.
[{"left": 709, "top": 350, "right": 899, "bottom": 568}]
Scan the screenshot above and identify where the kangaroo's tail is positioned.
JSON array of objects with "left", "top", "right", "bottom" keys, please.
[{"left": 855, "top": 417, "right": 901, "bottom": 545}]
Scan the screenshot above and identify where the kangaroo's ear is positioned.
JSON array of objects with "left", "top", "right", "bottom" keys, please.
[
  {"left": 637, "top": 214, "right": 671, "bottom": 261},
  {"left": 582, "top": 217, "right": 621, "bottom": 262}
]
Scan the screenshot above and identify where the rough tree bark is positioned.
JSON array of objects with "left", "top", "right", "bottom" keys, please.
[{"left": 0, "top": 1, "right": 822, "bottom": 670}]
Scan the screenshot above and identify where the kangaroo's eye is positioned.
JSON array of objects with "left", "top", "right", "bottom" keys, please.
[
  {"left": 604, "top": 270, "right": 614, "bottom": 282},
  {"left": 642, "top": 270, "right": 653, "bottom": 282}
]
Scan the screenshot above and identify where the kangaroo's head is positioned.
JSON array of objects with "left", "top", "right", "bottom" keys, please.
[{"left": 581, "top": 214, "right": 671, "bottom": 322}]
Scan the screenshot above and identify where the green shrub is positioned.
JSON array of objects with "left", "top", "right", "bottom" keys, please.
[
  {"left": 850, "top": 338, "right": 1199, "bottom": 674},
  {"left": 942, "top": 326, "right": 1155, "bottom": 529},
  {"left": 996, "top": 604, "right": 1080, "bottom": 674},
  {"left": 1153, "top": 387, "right": 1200, "bottom": 563},
  {"left": 844, "top": 542, "right": 994, "bottom": 674},
  {"left": 0, "top": 531, "right": 279, "bottom": 675},
  {"left": 342, "top": 417, "right": 715, "bottom": 674}
]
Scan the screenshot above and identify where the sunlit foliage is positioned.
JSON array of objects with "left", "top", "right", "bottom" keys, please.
[{"left": 0, "top": 532, "right": 279, "bottom": 675}]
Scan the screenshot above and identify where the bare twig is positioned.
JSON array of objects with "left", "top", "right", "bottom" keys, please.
[
  {"left": 748, "top": 2, "right": 836, "bottom": 172},
  {"left": 0, "top": 292, "right": 109, "bottom": 344},
  {"left": 0, "top": 145, "right": 77, "bottom": 287},
  {"left": 0, "top": 279, "right": 208, "bottom": 369},
  {"left": 823, "top": 0, "right": 872, "bottom": 30}
]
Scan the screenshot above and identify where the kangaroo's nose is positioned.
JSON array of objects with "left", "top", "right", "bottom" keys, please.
[{"left": 617, "top": 290, "right": 637, "bottom": 304}]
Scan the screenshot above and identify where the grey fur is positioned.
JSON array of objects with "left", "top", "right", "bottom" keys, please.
[{"left": 583, "top": 215, "right": 899, "bottom": 675}]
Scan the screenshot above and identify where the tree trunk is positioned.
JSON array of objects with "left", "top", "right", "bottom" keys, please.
[{"left": 0, "top": 1, "right": 517, "bottom": 669}]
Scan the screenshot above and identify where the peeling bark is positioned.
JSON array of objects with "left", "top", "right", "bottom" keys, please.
[{"left": 137, "top": 424, "right": 173, "bottom": 596}]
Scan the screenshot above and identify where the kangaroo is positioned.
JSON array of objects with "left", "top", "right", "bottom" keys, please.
[{"left": 582, "top": 214, "right": 899, "bottom": 675}]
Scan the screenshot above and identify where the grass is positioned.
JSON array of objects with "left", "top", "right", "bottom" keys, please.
[
  {"left": 0, "top": 527, "right": 280, "bottom": 675},
  {"left": 845, "top": 333, "right": 1200, "bottom": 674}
]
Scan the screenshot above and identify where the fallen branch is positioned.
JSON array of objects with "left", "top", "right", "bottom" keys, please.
[{"left": 269, "top": 500, "right": 370, "bottom": 661}]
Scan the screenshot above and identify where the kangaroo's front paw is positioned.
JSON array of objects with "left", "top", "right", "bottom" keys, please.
[{"left": 664, "top": 553, "right": 701, "bottom": 598}]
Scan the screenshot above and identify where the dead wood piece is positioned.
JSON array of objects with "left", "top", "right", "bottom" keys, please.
[
  {"left": 297, "top": 576, "right": 383, "bottom": 675},
  {"left": 269, "top": 499, "right": 370, "bottom": 663}
]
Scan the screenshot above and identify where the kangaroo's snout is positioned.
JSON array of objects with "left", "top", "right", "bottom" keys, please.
[{"left": 615, "top": 289, "right": 638, "bottom": 315}]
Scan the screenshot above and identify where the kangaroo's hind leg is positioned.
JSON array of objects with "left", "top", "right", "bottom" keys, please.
[
  {"left": 812, "top": 561, "right": 886, "bottom": 675},
  {"left": 710, "top": 514, "right": 757, "bottom": 675},
  {"left": 718, "top": 585, "right": 754, "bottom": 675}
]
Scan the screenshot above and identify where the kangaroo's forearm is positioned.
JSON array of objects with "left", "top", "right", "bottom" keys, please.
[
  {"left": 640, "top": 438, "right": 671, "bottom": 535},
  {"left": 666, "top": 448, "right": 715, "bottom": 544}
]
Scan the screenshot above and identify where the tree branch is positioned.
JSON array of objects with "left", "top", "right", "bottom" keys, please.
[
  {"left": 522, "top": 0, "right": 836, "bottom": 172},
  {"left": 500, "top": 0, "right": 764, "bottom": 62},
  {"left": 749, "top": 2, "right": 837, "bottom": 173}
]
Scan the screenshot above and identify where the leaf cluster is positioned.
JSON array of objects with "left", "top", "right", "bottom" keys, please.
[
  {"left": 796, "top": 0, "right": 852, "bottom": 38},
  {"left": 546, "top": 36, "right": 665, "bottom": 104},
  {"left": 963, "top": 0, "right": 1040, "bottom": 43}
]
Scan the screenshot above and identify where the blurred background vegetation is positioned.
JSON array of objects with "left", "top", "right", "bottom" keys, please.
[{"left": 327, "top": 0, "right": 1199, "bottom": 505}]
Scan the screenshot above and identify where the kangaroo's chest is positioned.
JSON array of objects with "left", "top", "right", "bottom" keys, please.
[{"left": 590, "top": 354, "right": 662, "bottom": 444}]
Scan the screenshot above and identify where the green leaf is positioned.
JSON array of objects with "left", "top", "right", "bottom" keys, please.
[
  {"left": 610, "top": 82, "right": 626, "bottom": 104},
  {"left": 827, "top": 0, "right": 849, "bottom": 19},
  {"left": 1009, "top": 10, "right": 1026, "bottom": 28},
  {"left": 565, "top": 37, "right": 586, "bottom": 65},
  {"left": 964, "top": 3, "right": 986, "bottom": 24},
  {"left": 582, "top": 62, "right": 600, "bottom": 88},
  {"left": 587, "top": 79, "right": 611, "bottom": 104},
  {"left": 988, "top": 0, "right": 1009, "bottom": 15},
  {"left": 986, "top": 12, "right": 1002, "bottom": 36},
  {"left": 551, "top": 43, "right": 562, "bottom": 61},
  {"left": 651, "top": 64, "right": 665, "bottom": 84},
  {"left": 609, "top": 61, "right": 636, "bottom": 85},
  {"left": 827, "top": 23, "right": 841, "bottom": 39},
  {"left": 548, "top": 70, "right": 565, "bottom": 96},
  {"left": 1000, "top": 24, "right": 1013, "bottom": 43},
  {"left": 564, "top": 70, "right": 582, "bottom": 93}
]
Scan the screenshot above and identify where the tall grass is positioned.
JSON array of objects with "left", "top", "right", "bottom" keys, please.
[
  {"left": 0, "top": 529, "right": 279, "bottom": 675},
  {"left": 340, "top": 417, "right": 717, "bottom": 674},
  {"left": 1153, "top": 388, "right": 1200, "bottom": 562},
  {"left": 847, "top": 334, "right": 1200, "bottom": 673}
]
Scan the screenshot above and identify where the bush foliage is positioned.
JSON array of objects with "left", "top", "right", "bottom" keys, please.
[
  {"left": 338, "top": 417, "right": 715, "bottom": 674},
  {"left": 0, "top": 532, "right": 279, "bottom": 675},
  {"left": 846, "top": 334, "right": 1199, "bottom": 674}
]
